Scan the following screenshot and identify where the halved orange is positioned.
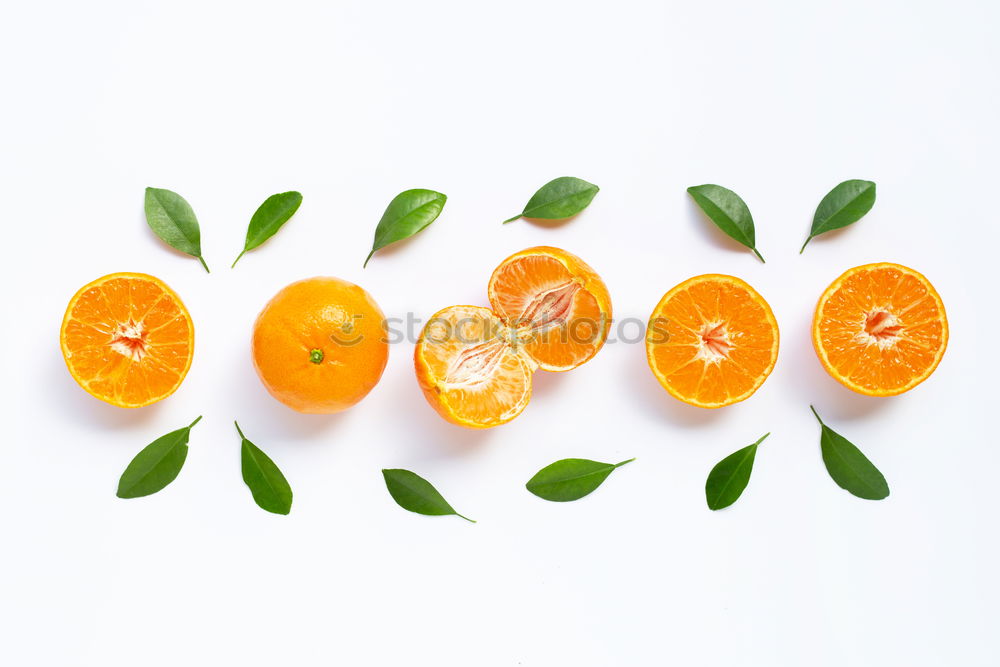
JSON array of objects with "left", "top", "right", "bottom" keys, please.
[
  {"left": 415, "top": 246, "right": 611, "bottom": 428},
  {"left": 812, "top": 262, "right": 947, "bottom": 396},
  {"left": 645, "top": 274, "right": 779, "bottom": 408},
  {"left": 415, "top": 305, "right": 534, "bottom": 428},
  {"left": 60, "top": 273, "right": 194, "bottom": 408}
]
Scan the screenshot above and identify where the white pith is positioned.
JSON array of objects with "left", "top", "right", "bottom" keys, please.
[
  {"left": 109, "top": 320, "right": 148, "bottom": 361},
  {"left": 444, "top": 337, "right": 509, "bottom": 386},
  {"left": 695, "top": 321, "right": 733, "bottom": 363},
  {"left": 853, "top": 307, "right": 903, "bottom": 350}
]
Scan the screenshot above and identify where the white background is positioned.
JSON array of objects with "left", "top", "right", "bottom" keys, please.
[{"left": 2, "top": 1, "right": 997, "bottom": 665}]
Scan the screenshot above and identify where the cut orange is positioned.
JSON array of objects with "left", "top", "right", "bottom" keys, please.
[
  {"left": 812, "top": 262, "right": 947, "bottom": 396},
  {"left": 645, "top": 274, "right": 779, "bottom": 408},
  {"left": 415, "top": 305, "right": 534, "bottom": 428},
  {"left": 415, "top": 246, "right": 611, "bottom": 428},
  {"left": 60, "top": 273, "right": 194, "bottom": 408}
]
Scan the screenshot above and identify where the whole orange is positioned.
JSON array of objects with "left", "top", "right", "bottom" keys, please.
[{"left": 252, "top": 277, "right": 389, "bottom": 413}]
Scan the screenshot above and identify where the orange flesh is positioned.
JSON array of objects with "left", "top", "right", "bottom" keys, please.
[
  {"left": 646, "top": 275, "right": 779, "bottom": 408},
  {"left": 813, "top": 263, "right": 947, "bottom": 396},
  {"left": 415, "top": 306, "right": 533, "bottom": 428},
  {"left": 416, "top": 247, "right": 611, "bottom": 427},
  {"left": 60, "top": 273, "right": 194, "bottom": 408},
  {"left": 488, "top": 249, "right": 611, "bottom": 372}
]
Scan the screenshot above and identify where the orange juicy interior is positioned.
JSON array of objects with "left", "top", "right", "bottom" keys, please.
[
  {"left": 415, "top": 305, "right": 533, "bottom": 427},
  {"left": 646, "top": 275, "right": 778, "bottom": 408},
  {"left": 814, "top": 263, "right": 947, "bottom": 395},
  {"left": 61, "top": 273, "right": 194, "bottom": 408},
  {"left": 416, "top": 247, "right": 611, "bottom": 427},
  {"left": 488, "top": 252, "right": 609, "bottom": 371}
]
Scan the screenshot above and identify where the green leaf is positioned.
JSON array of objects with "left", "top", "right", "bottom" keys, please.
[
  {"left": 117, "top": 416, "right": 201, "bottom": 499},
  {"left": 232, "top": 191, "right": 303, "bottom": 267},
  {"left": 236, "top": 422, "right": 293, "bottom": 515},
  {"left": 525, "top": 457, "right": 634, "bottom": 502},
  {"left": 801, "top": 179, "right": 876, "bottom": 252},
  {"left": 381, "top": 469, "right": 474, "bottom": 522},
  {"left": 503, "top": 176, "right": 599, "bottom": 224},
  {"left": 687, "top": 184, "right": 764, "bottom": 262},
  {"left": 144, "top": 187, "right": 210, "bottom": 272},
  {"left": 705, "top": 433, "right": 769, "bottom": 510},
  {"left": 810, "top": 406, "right": 889, "bottom": 500},
  {"left": 364, "top": 189, "right": 447, "bottom": 268}
]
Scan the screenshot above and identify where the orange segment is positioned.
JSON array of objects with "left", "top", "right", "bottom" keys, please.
[
  {"left": 812, "top": 262, "right": 947, "bottom": 396},
  {"left": 414, "top": 306, "right": 533, "bottom": 428},
  {"left": 646, "top": 274, "right": 779, "bottom": 408},
  {"left": 487, "top": 246, "right": 612, "bottom": 371},
  {"left": 60, "top": 273, "right": 194, "bottom": 408}
]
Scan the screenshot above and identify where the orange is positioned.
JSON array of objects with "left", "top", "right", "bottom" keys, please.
[
  {"left": 645, "top": 274, "right": 779, "bottom": 408},
  {"left": 60, "top": 272, "right": 194, "bottom": 408},
  {"left": 415, "top": 246, "right": 612, "bottom": 428},
  {"left": 252, "top": 277, "right": 388, "bottom": 413},
  {"left": 812, "top": 262, "right": 947, "bottom": 396}
]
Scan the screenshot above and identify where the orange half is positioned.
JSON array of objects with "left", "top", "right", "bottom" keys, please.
[
  {"left": 414, "top": 305, "right": 533, "bottom": 428},
  {"left": 416, "top": 247, "right": 612, "bottom": 428},
  {"left": 646, "top": 274, "right": 779, "bottom": 408},
  {"left": 488, "top": 246, "right": 612, "bottom": 371},
  {"left": 812, "top": 262, "right": 948, "bottom": 396},
  {"left": 60, "top": 273, "right": 194, "bottom": 408}
]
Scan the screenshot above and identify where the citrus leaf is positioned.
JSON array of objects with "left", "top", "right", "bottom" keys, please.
[
  {"left": 144, "top": 187, "right": 210, "bottom": 272},
  {"left": 232, "top": 191, "right": 303, "bottom": 267},
  {"left": 687, "top": 184, "right": 764, "bottom": 262},
  {"left": 236, "top": 422, "right": 292, "bottom": 515},
  {"left": 364, "top": 189, "right": 446, "bottom": 268},
  {"left": 525, "top": 457, "right": 634, "bottom": 502},
  {"left": 801, "top": 179, "right": 876, "bottom": 252},
  {"left": 381, "top": 469, "right": 474, "bottom": 522},
  {"left": 810, "top": 406, "right": 889, "bottom": 500},
  {"left": 503, "top": 176, "right": 599, "bottom": 224},
  {"left": 116, "top": 416, "right": 201, "bottom": 499},
  {"left": 705, "top": 433, "right": 769, "bottom": 510}
]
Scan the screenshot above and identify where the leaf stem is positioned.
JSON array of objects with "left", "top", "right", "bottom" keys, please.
[
  {"left": 455, "top": 513, "right": 476, "bottom": 523},
  {"left": 363, "top": 249, "right": 375, "bottom": 268},
  {"left": 234, "top": 420, "right": 247, "bottom": 440},
  {"left": 231, "top": 250, "right": 246, "bottom": 268},
  {"left": 502, "top": 214, "right": 522, "bottom": 224},
  {"left": 613, "top": 457, "right": 636, "bottom": 468},
  {"left": 799, "top": 236, "right": 812, "bottom": 254},
  {"left": 753, "top": 432, "right": 771, "bottom": 446},
  {"left": 198, "top": 255, "right": 211, "bottom": 273},
  {"left": 809, "top": 405, "right": 824, "bottom": 426},
  {"left": 188, "top": 415, "right": 203, "bottom": 429},
  {"left": 752, "top": 247, "right": 766, "bottom": 263}
]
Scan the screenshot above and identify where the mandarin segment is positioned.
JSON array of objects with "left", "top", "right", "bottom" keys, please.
[
  {"left": 812, "top": 263, "right": 947, "bottom": 396},
  {"left": 645, "top": 274, "right": 779, "bottom": 409},
  {"left": 60, "top": 273, "right": 194, "bottom": 408}
]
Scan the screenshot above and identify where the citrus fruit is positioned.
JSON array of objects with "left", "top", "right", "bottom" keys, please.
[
  {"left": 645, "top": 274, "right": 779, "bottom": 408},
  {"left": 252, "top": 277, "right": 388, "bottom": 413},
  {"left": 415, "top": 246, "right": 612, "bottom": 428},
  {"left": 60, "top": 272, "right": 194, "bottom": 408},
  {"left": 487, "top": 246, "right": 612, "bottom": 371},
  {"left": 812, "top": 262, "right": 948, "bottom": 396}
]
